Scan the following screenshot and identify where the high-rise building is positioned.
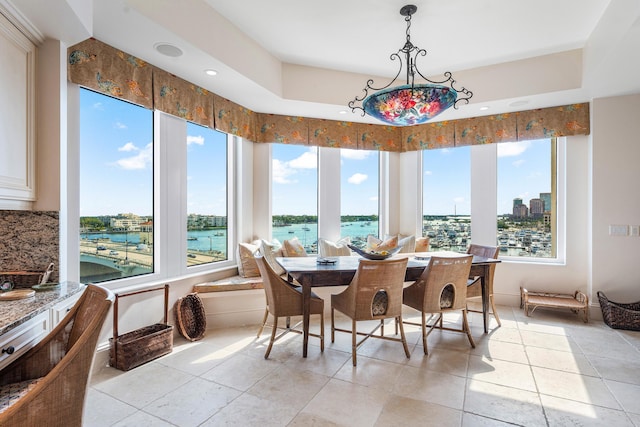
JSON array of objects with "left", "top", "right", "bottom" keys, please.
[
  {"left": 540, "top": 192, "right": 551, "bottom": 212},
  {"left": 530, "top": 198, "right": 544, "bottom": 217},
  {"left": 513, "top": 203, "right": 528, "bottom": 218}
]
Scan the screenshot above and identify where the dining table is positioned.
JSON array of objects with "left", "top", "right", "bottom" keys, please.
[{"left": 277, "top": 251, "right": 501, "bottom": 357}]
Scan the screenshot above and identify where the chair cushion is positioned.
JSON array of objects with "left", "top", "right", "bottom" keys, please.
[
  {"left": 283, "top": 237, "right": 308, "bottom": 257},
  {"left": 415, "top": 237, "right": 430, "bottom": 253},
  {"left": 237, "top": 242, "right": 261, "bottom": 278},
  {"left": 318, "top": 237, "right": 351, "bottom": 257},
  {"left": 259, "top": 240, "right": 286, "bottom": 276},
  {"left": 0, "top": 378, "right": 42, "bottom": 413}
]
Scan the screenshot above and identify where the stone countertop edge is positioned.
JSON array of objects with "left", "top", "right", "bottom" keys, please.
[{"left": 0, "top": 282, "right": 86, "bottom": 336}]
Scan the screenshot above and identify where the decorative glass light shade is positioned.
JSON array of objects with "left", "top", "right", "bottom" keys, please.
[
  {"left": 363, "top": 84, "right": 458, "bottom": 126},
  {"left": 349, "top": 5, "right": 472, "bottom": 127}
]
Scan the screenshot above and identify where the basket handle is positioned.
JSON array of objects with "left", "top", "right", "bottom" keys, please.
[{"left": 112, "top": 284, "right": 170, "bottom": 340}]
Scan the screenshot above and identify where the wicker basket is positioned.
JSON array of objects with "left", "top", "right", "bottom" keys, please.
[
  {"left": 109, "top": 284, "right": 173, "bottom": 371},
  {"left": 175, "top": 293, "right": 206, "bottom": 341},
  {"left": 597, "top": 291, "right": 640, "bottom": 331},
  {"left": 0, "top": 263, "right": 55, "bottom": 288}
]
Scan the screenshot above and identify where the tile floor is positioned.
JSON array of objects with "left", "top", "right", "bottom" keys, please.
[{"left": 84, "top": 304, "right": 640, "bottom": 426}]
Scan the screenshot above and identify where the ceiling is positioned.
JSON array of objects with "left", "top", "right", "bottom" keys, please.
[{"left": 6, "top": 0, "right": 640, "bottom": 124}]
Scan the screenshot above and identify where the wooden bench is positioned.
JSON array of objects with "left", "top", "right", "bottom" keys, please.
[
  {"left": 193, "top": 275, "right": 263, "bottom": 293},
  {"left": 520, "top": 287, "right": 589, "bottom": 322}
]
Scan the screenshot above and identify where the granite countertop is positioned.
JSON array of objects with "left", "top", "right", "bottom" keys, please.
[{"left": 0, "top": 281, "right": 85, "bottom": 336}]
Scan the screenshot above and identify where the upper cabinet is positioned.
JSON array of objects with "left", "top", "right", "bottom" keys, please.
[{"left": 0, "top": 11, "right": 35, "bottom": 209}]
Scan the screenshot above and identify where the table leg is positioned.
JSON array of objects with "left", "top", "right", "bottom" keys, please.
[
  {"left": 481, "top": 266, "right": 489, "bottom": 333},
  {"left": 301, "top": 275, "right": 311, "bottom": 358}
]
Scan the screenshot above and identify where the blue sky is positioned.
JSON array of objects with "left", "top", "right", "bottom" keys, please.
[{"left": 80, "top": 88, "right": 551, "bottom": 218}]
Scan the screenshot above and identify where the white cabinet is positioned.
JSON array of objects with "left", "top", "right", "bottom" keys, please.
[
  {"left": 50, "top": 292, "right": 82, "bottom": 327},
  {"left": 0, "top": 11, "right": 36, "bottom": 208},
  {"left": 0, "top": 311, "right": 48, "bottom": 371}
]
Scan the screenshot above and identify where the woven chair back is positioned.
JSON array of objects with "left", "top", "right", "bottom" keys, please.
[
  {"left": 345, "top": 257, "right": 408, "bottom": 321},
  {"left": 467, "top": 244, "right": 499, "bottom": 259},
  {"left": 255, "top": 255, "right": 305, "bottom": 318},
  {"left": 418, "top": 255, "right": 473, "bottom": 312}
]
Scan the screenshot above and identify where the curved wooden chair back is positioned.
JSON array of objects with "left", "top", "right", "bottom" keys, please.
[
  {"left": 0, "top": 285, "right": 114, "bottom": 427},
  {"left": 340, "top": 257, "right": 408, "bottom": 321}
]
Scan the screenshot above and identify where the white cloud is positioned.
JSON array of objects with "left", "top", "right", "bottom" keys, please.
[
  {"left": 341, "top": 149, "right": 371, "bottom": 160},
  {"left": 348, "top": 173, "right": 368, "bottom": 184},
  {"left": 273, "top": 148, "right": 317, "bottom": 184},
  {"left": 114, "top": 142, "right": 152, "bottom": 170},
  {"left": 289, "top": 148, "right": 317, "bottom": 169},
  {"left": 272, "top": 158, "right": 296, "bottom": 184},
  {"left": 114, "top": 122, "right": 127, "bottom": 129},
  {"left": 424, "top": 170, "right": 433, "bottom": 176},
  {"left": 498, "top": 141, "right": 530, "bottom": 157},
  {"left": 369, "top": 196, "right": 378, "bottom": 201},
  {"left": 118, "top": 142, "right": 138, "bottom": 152},
  {"left": 187, "top": 135, "right": 205, "bottom": 146},
  {"left": 92, "top": 102, "right": 103, "bottom": 110}
]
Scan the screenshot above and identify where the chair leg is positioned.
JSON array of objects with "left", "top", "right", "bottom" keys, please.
[
  {"left": 257, "top": 308, "right": 269, "bottom": 337},
  {"left": 462, "top": 309, "right": 476, "bottom": 348},
  {"left": 331, "top": 307, "right": 335, "bottom": 343},
  {"left": 380, "top": 319, "right": 385, "bottom": 337},
  {"left": 351, "top": 319, "right": 357, "bottom": 366},
  {"left": 397, "top": 316, "right": 410, "bottom": 359},
  {"left": 264, "top": 316, "right": 278, "bottom": 359},
  {"left": 490, "top": 295, "right": 501, "bottom": 327},
  {"left": 320, "top": 311, "right": 325, "bottom": 351},
  {"left": 421, "top": 311, "right": 428, "bottom": 355}
]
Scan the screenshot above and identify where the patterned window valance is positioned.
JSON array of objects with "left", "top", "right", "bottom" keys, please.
[{"left": 68, "top": 38, "right": 590, "bottom": 152}]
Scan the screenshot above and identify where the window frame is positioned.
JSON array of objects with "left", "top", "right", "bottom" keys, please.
[{"left": 71, "top": 88, "right": 236, "bottom": 290}]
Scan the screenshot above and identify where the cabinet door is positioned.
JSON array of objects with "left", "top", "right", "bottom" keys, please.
[
  {"left": 0, "top": 311, "right": 48, "bottom": 370},
  {"left": 0, "top": 12, "right": 36, "bottom": 206},
  {"left": 50, "top": 292, "right": 82, "bottom": 327}
]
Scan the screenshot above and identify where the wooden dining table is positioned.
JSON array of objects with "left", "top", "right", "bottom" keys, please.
[{"left": 277, "top": 251, "right": 500, "bottom": 357}]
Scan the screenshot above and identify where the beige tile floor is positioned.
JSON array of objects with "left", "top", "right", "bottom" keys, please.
[{"left": 84, "top": 304, "right": 640, "bottom": 426}]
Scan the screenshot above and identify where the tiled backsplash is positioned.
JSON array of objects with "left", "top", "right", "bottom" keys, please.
[{"left": 0, "top": 210, "right": 59, "bottom": 284}]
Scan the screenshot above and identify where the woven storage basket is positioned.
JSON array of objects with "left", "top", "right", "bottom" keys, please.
[
  {"left": 175, "top": 293, "right": 206, "bottom": 341},
  {"left": 0, "top": 271, "right": 43, "bottom": 287},
  {"left": 597, "top": 291, "right": 640, "bottom": 331},
  {"left": 109, "top": 284, "right": 173, "bottom": 371}
]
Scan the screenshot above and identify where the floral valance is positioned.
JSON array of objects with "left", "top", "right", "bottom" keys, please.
[{"left": 68, "top": 38, "right": 591, "bottom": 152}]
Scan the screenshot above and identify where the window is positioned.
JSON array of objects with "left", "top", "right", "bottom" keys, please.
[
  {"left": 186, "top": 122, "right": 228, "bottom": 265},
  {"left": 497, "top": 138, "right": 556, "bottom": 258},
  {"left": 79, "top": 88, "right": 153, "bottom": 283},
  {"left": 422, "top": 146, "right": 471, "bottom": 252},
  {"left": 271, "top": 144, "right": 318, "bottom": 254},
  {"left": 341, "top": 149, "right": 379, "bottom": 248}
]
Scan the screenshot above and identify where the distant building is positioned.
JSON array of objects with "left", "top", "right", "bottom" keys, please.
[
  {"left": 530, "top": 198, "right": 544, "bottom": 217},
  {"left": 513, "top": 204, "right": 528, "bottom": 218},
  {"left": 540, "top": 192, "right": 551, "bottom": 212}
]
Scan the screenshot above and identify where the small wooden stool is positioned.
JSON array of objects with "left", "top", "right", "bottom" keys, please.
[{"left": 520, "top": 287, "right": 589, "bottom": 322}]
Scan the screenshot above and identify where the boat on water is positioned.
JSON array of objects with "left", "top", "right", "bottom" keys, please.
[
  {"left": 288, "top": 230, "right": 295, "bottom": 234},
  {"left": 187, "top": 237, "right": 198, "bottom": 241},
  {"left": 214, "top": 232, "right": 224, "bottom": 236},
  {"left": 302, "top": 226, "right": 310, "bottom": 231}
]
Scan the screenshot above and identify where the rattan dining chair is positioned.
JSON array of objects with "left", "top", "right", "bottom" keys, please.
[
  {"left": 0, "top": 284, "right": 114, "bottom": 427},
  {"left": 255, "top": 255, "right": 324, "bottom": 359},
  {"left": 331, "top": 257, "right": 410, "bottom": 366},
  {"left": 466, "top": 244, "right": 501, "bottom": 327},
  {"left": 403, "top": 255, "right": 474, "bottom": 355}
]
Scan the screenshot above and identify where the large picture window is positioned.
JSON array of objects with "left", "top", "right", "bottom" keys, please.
[
  {"left": 271, "top": 144, "right": 318, "bottom": 253},
  {"left": 186, "top": 122, "right": 228, "bottom": 266},
  {"left": 79, "top": 88, "right": 153, "bottom": 283},
  {"left": 497, "top": 138, "right": 556, "bottom": 258},
  {"left": 422, "top": 146, "right": 471, "bottom": 252},
  {"left": 341, "top": 149, "right": 379, "bottom": 248}
]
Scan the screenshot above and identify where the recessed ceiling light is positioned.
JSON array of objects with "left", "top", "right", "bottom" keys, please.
[
  {"left": 509, "top": 100, "right": 529, "bottom": 108},
  {"left": 154, "top": 43, "right": 183, "bottom": 58},
  {"left": 204, "top": 69, "right": 218, "bottom": 76},
  {"left": 479, "top": 106, "right": 490, "bottom": 111}
]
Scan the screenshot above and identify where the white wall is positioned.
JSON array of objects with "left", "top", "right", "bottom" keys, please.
[{"left": 591, "top": 94, "right": 640, "bottom": 301}]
